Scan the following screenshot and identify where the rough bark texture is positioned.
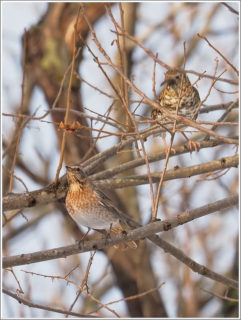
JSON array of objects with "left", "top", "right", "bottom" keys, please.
[{"left": 12, "top": 3, "right": 166, "bottom": 317}]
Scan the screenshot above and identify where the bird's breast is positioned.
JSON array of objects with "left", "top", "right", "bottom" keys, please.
[
  {"left": 65, "top": 183, "right": 119, "bottom": 229},
  {"left": 66, "top": 183, "right": 99, "bottom": 213}
]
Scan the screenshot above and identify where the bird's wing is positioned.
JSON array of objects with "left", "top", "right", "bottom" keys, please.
[{"left": 93, "top": 187, "right": 139, "bottom": 229}]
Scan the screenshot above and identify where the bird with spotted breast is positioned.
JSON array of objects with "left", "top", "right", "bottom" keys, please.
[
  {"left": 151, "top": 69, "right": 201, "bottom": 152},
  {"left": 65, "top": 165, "right": 137, "bottom": 250}
]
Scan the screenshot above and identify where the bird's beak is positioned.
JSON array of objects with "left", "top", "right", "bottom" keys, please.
[
  {"left": 161, "top": 79, "right": 168, "bottom": 86},
  {"left": 161, "top": 77, "right": 177, "bottom": 87},
  {"left": 66, "top": 165, "right": 70, "bottom": 170}
]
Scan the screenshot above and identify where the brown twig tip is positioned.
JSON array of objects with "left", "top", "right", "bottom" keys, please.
[{"left": 197, "top": 33, "right": 239, "bottom": 76}]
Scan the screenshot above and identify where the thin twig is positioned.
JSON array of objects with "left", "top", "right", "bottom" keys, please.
[
  {"left": 54, "top": 9, "right": 80, "bottom": 183},
  {"left": 93, "top": 282, "right": 165, "bottom": 313},
  {"left": 221, "top": 2, "right": 239, "bottom": 15},
  {"left": 113, "top": 28, "right": 238, "bottom": 85},
  {"left": 67, "top": 251, "right": 96, "bottom": 317},
  {"left": 2, "top": 288, "right": 96, "bottom": 318},
  {"left": 5, "top": 268, "right": 24, "bottom": 294},
  {"left": 152, "top": 53, "right": 190, "bottom": 221},
  {"left": 200, "top": 287, "right": 238, "bottom": 302},
  {"left": 8, "top": 30, "right": 28, "bottom": 192},
  {"left": 52, "top": 47, "right": 82, "bottom": 109},
  {"left": 21, "top": 268, "right": 120, "bottom": 318},
  {"left": 204, "top": 99, "right": 238, "bottom": 140},
  {"left": 197, "top": 33, "right": 239, "bottom": 76}
]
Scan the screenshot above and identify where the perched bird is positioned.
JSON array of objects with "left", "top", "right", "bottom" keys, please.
[
  {"left": 151, "top": 69, "right": 201, "bottom": 152},
  {"left": 65, "top": 165, "right": 137, "bottom": 250}
]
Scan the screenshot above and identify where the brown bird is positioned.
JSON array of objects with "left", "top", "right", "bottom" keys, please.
[
  {"left": 151, "top": 69, "right": 201, "bottom": 152},
  {"left": 65, "top": 165, "right": 137, "bottom": 250}
]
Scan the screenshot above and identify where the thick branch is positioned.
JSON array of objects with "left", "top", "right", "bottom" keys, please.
[
  {"left": 94, "top": 155, "right": 239, "bottom": 188},
  {"left": 3, "top": 154, "right": 238, "bottom": 211},
  {"left": 3, "top": 195, "right": 238, "bottom": 290},
  {"left": 3, "top": 180, "right": 67, "bottom": 212},
  {"left": 91, "top": 138, "right": 231, "bottom": 180},
  {"left": 148, "top": 234, "right": 238, "bottom": 290}
]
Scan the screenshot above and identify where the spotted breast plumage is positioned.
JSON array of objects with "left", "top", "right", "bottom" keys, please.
[
  {"left": 65, "top": 165, "right": 137, "bottom": 249},
  {"left": 151, "top": 69, "right": 201, "bottom": 152}
]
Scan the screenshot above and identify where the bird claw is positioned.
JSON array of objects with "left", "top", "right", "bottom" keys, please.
[{"left": 188, "top": 140, "right": 200, "bottom": 153}]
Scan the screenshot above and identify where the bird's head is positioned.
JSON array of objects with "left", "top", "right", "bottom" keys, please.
[
  {"left": 161, "top": 70, "right": 190, "bottom": 89},
  {"left": 66, "top": 165, "right": 86, "bottom": 185}
]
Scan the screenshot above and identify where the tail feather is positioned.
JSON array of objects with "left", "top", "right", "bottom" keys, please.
[
  {"left": 114, "top": 240, "right": 137, "bottom": 250},
  {"left": 110, "top": 226, "right": 137, "bottom": 250},
  {"left": 126, "top": 240, "right": 138, "bottom": 249}
]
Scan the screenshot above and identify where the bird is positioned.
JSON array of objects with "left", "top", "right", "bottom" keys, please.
[
  {"left": 65, "top": 165, "right": 137, "bottom": 250},
  {"left": 151, "top": 69, "right": 201, "bottom": 152}
]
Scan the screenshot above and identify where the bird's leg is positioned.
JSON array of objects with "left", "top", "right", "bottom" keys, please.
[
  {"left": 77, "top": 227, "right": 90, "bottom": 247},
  {"left": 106, "top": 223, "right": 131, "bottom": 250},
  {"left": 104, "top": 223, "right": 113, "bottom": 245},
  {"left": 182, "top": 132, "right": 200, "bottom": 153},
  {"left": 81, "top": 228, "right": 91, "bottom": 240}
]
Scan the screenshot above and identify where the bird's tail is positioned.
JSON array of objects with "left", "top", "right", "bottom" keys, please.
[
  {"left": 110, "top": 226, "right": 137, "bottom": 250},
  {"left": 114, "top": 240, "right": 137, "bottom": 250}
]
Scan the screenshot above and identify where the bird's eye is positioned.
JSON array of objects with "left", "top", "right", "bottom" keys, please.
[
  {"left": 76, "top": 168, "right": 81, "bottom": 172},
  {"left": 175, "top": 75, "right": 180, "bottom": 79}
]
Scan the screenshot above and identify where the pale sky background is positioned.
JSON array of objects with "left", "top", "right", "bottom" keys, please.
[{"left": 2, "top": 1, "right": 239, "bottom": 318}]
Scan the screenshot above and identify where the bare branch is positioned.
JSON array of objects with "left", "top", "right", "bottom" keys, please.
[
  {"left": 3, "top": 194, "right": 238, "bottom": 292},
  {"left": 96, "top": 155, "right": 238, "bottom": 189},
  {"left": 197, "top": 33, "right": 239, "bottom": 76},
  {"left": 2, "top": 288, "right": 96, "bottom": 318},
  {"left": 3, "top": 152, "right": 238, "bottom": 212},
  {"left": 221, "top": 2, "right": 239, "bottom": 15}
]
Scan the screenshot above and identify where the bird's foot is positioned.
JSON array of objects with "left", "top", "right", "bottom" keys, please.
[
  {"left": 182, "top": 132, "right": 200, "bottom": 153},
  {"left": 187, "top": 140, "right": 201, "bottom": 153}
]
